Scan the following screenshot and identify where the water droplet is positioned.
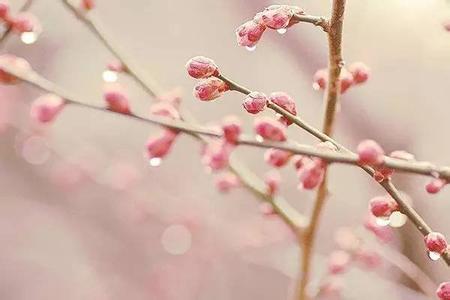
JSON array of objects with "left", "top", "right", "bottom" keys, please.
[
  {"left": 255, "top": 135, "right": 264, "bottom": 143},
  {"left": 149, "top": 157, "right": 162, "bottom": 167},
  {"left": 277, "top": 28, "right": 287, "bottom": 35},
  {"left": 21, "top": 136, "right": 50, "bottom": 165},
  {"left": 102, "top": 70, "right": 118, "bottom": 82},
  {"left": 245, "top": 45, "right": 257, "bottom": 52},
  {"left": 375, "top": 216, "right": 390, "bottom": 227},
  {"left": 428, "top": 251, "right": 441, "bottom": 261},
  {"left": 20, "top": 31, "right": 38, "bottom": 44},
  {"left": 161, "top": 224, "right": 192, "bottom": 255},
  {"left": 312, "top": 83, "right": 321, "bottom": 91},
  {"left": 389, "top": 211, "right": 407, "bottom": 228}
]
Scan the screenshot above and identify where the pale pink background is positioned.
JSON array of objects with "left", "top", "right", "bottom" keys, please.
[{"left": 0, "top": 0, "right": 449, "bottom": 299}]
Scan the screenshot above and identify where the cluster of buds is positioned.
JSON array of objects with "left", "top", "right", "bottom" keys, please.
[
  {"left": 235, "top": 5, "right": 304, "bottom": 50},
  {"left": 145, "top": 98, "right": 183, "bottom": 167},
  {"left": 30, "top": 93, "right": 65, "bottom": 124},
  {"left": 313, "top": 62, "right": 370, "bottom": 94},
  {"left": 186, "top": 56, "right": 230, "bottom": 101},
  {"left": 0, "top": 1, "right": 42, "bottom": 44}
]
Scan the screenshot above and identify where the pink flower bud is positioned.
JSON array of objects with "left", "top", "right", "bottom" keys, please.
[
  {"left": 264, "top": 170, "right": 281, "bottom": 195},
  {"left": 0, "top": 0, "right": 9, "bottom": 19},
  {"left": 390, "top": 150, "right": 415, "bottom": 161},
  {"left": 426, "top": 179, "right": 446, "bottom": 194},
  {"left": 349, "top": 62, "right": 370, "bottom": 84},
  {"left": 328, "top": 250, "right": 351, "bottom": 274},
  {"left": 425, "top": 232, "right": 448, "bottom": 254},
  {"left": 339, "top": 68, "right": 354, "bottom": 94},
  {"left": 107, "top": 60, "right": 126, "bottom": 73},
  {"left": 298, "top": 159, "right": 325, "bottom": 190},
  {"left": 313, "top": 68, "right": 328, "bottom": 91},
  {"left": 437, "top": 282, "right": 450, "bottom": 300},
  {"left": 214, "top": 172, "right": 240, "bottom": 193},
  {"left": 0, "top": 54, "right": 32, "bottom": 84},
  {"left": 193, "top": 77, "right": 229, "bottom": 101},
  {"left": 186, "top": 56, "right": 219, "bottom": 79},
  {"left": 235, "top": 20, "right": 266, "bottom": 47},
  {"left": 264, "top": 148, "right": 291, "bottom": 167},
  {"left": 202, "top": 140, "right": 232, "bottom": 171},
  {"left": 369, "top": 196, "right": 398, "bottom": 218},
  {"left": 11, "top": 12, "right": 40, "bottom": 33},
  {"left": 221, "top": 115, "right": 241, "bottom": 144},
  {"left": 103, "top": 83, "right": 131, "bottom": 114},
  {"left": 80, "top": 0, "right": 95, "bottom": 10},
  {"left": 150, "top": 102, "right": 180, "bottom": 120},
  {"left": 269, "top": 91, "right": 297, "bottom": 125},
  {"left": 357, "top": 139, "right": 385, "bottom": 165},
  {"left": 30, "top": 94, "right": 65, "bottom": 123},
  {"left": 254, "top": 117, "right": 287, "bottom": 142},
  {"left": 242, "top": 91, "right": 268, "bottom": 114},
  {"left": 146, "top": 130, "right": 177, "bottom": 160},
  {"left": 319, "top": 278, "right": 343, "bottom": 297},
  {"left": 254, "top": 5, "right": 294, "bottom": 30}
]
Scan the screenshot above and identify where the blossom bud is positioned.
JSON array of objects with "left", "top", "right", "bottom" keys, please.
[
  {"left": 103, "top": 83, "right": 131, "bottom": 114},
  {"left": 193, "top": 77, "right": 229, "bottom": 101},
  {"left": 80, "top": 0, "right": 95, "bottom": 10},
  {"left": 0, "top": 0, "right": 9, "bottom": 19},
  {"left": 254, "top": 5, "right": 293, "bottom": 30},
  {"left": 254, "top": 117, "right": 287, "bottom": 142},
  {"left": 339, "top": 68, "right": 354, "bottom": 94},
  {"left": 235, "top": 20, "right": 266, "bottom": 47},
  {"left": 269, "top": 91, "right": 297, "bottom": 125},
  {"left": 202, "top": 140, "right": 232, "bottom": 171},
  {"left": 298, "top": 159, "right": 325, "bottom": 190},
  {"left": 426, "top": 179, "right": 446, "bottom": 194},
  {"left": 425, "top": 232, "right": 448, "bottom": 254},
  {"left": 186, "top": 56, "right": 219, "bottom": 79},
  {"left": 369, "top": 196, "right": 398, "bottom": 218},
  {"left": 357, "top": 139, "right": 385, "bottom": 165},
  {"left": 11, "top": 12, "right": 40, "bottom": 33},
  {"left": 349, "top": 62, "right": 370, "bottom": 84},
  {"left": 437, "top": 282, "right": 450, "bottom": 300},
  {"left": 313, "top": 68, "right": 327, "bottom": 91},
  {"left": 30, "top": 94, "right": 65, "bottom": 123},
  {"left": 242, "top": 91, "right": 268, "bottom": 114},
  {"left": 221, "top": 115, "right": 242, "bottom": 144},
  {"left": 146, "top": 130, "right": 177, "bottom": 160},
  {"left": 264, "top": 148, "right": 291, "bottom": 168},
  {"left": 328, "top": 250, "right": 351, "bottom": 274}
]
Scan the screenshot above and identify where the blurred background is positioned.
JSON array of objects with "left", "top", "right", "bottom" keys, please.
[{"left": 1, "top": 0, "right": 450, "bottom": 299}]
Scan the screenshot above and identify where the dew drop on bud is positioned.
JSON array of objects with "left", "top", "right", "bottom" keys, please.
[
  {"left": 389, "top": 211, "right": 407, "bottom": 228},
  {"left": 277, "top": 28, "right": 287, "bottom": 35},
  {"left": 149, "top": 157, "right": 162, "bottom": 167},
  {"left": 428, "top": 251, "right": 441, "bottom": 261},
  {"left": 255, "top": 135, "right": 264, "bottom": 143},
  {"left": 375, "top": 216, "right": 390, "bottom": 227},
  {"left": 102, "top": 70, "right": 118, "bottom": 82},
  {"left": 245, "top": 45, "right": 257, "bottom": 52},
  {"left": 312, "top": 82, "right": 321, "bottom": 91},
  {"left": 21, "top": 31, "right": 38, "bottom": 44}
]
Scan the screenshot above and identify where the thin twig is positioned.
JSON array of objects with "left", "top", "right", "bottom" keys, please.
[
  {"left": 214, "top": 72, "right": 450, "bottom": 267},
  {"left": 292, "top": 14, "right": 330, "bottom": 32},
  {"left": 58, "top": 0, "right": 307, "bottom": 232}
]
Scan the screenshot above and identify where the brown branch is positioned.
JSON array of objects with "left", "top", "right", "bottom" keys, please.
[{"left": 292, "top": 14, "right": 330, "bottom": 32}]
